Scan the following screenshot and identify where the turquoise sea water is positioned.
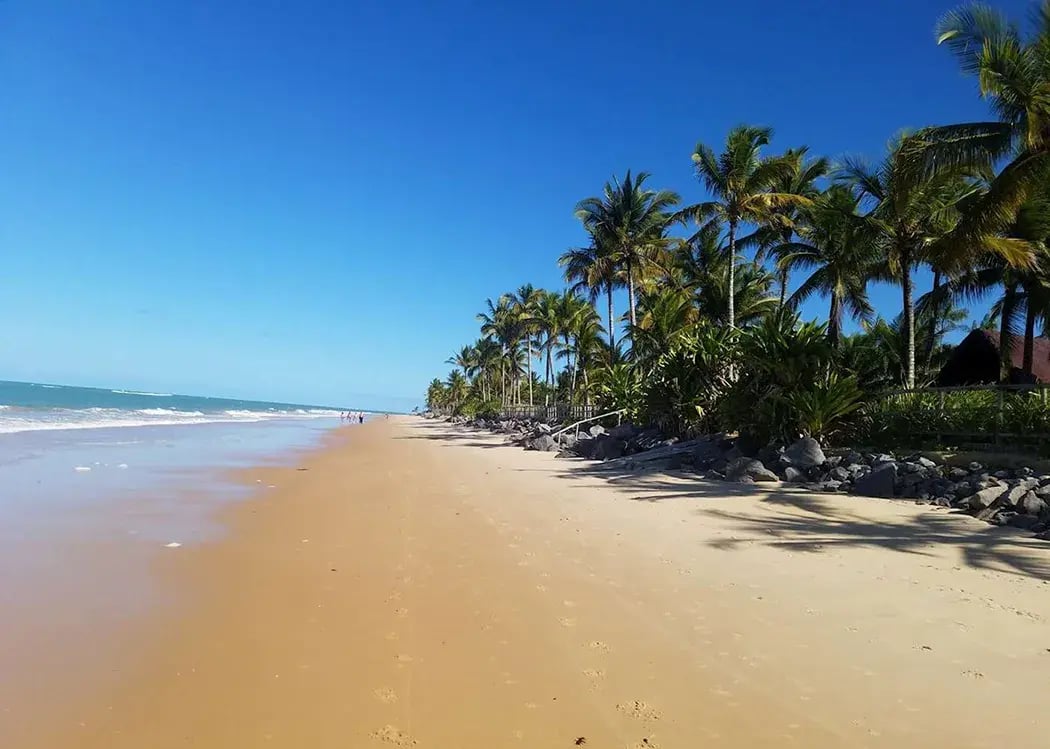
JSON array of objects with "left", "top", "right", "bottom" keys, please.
[{"left": 0, "top": 380, "right": 354, "bottom": 433}]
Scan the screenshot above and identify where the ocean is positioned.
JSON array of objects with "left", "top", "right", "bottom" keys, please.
[{"left": 0, "top": 380, "right": 352, "bottom": 433}]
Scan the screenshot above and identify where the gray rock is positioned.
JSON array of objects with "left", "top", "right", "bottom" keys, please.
[
  {"left": 948, "top": 467, "right": 969, "bottom": 480},
  {"left": 915, "top": 456, "right": 937, "bottom": 469},
  {"left": 841, "top": 451, "right": 865, "bottom": 467},
  {"left": 1015, "top": 466, "right": 1033, "bottom": 478},
  {"left": 783, "top": 466, "right": 805, "bottom": 483},
  {"left": 559, "top": 433, "right": 578, "bottom": 450},
  {"left": 854, "top": 463, "right": 897, "bottom": 498},
  {"left": 968, "top": 461, "right": 983, "bottom": 473},
  {"left": 899, "top": 461, "right": 922, "bottom": 474},
  {"left": 1002, "top": 484, "right": 1032, "bottom": 507},
  {"left": 934, "top": 496, "right": 952, "bottom": 508},
  {"left": 537, "top": 422, "right": 552, "bottom": 434},
  {"left": 781, "top": 437, "right": 826, "bottom": 469},
  {"left": 968, "top": 486, "right": 1007, "bottom": 511},
  {"left": 1037, "top": 530, "right": 1050, "bottom": 541},
  {"left": 991, "top": 510, "right": 1017, "bottom": 525},
  {"left": 825, "top": 455, "right": 842, "bottom": 468},
  {"left": 588, "top": 424, "right": 606, "bottom": 438},
  {"left": 1020, "top": 491, "right": 1048, "bottom": 517},
  {"left": 727, "top": 457, "right": 780, "bottom": 483},
  {"left": 1008, "top": 514, "right": 1042, "bottom": 530},
  {"left": 828, "top": 466, "right": 850, "bottom": 482},
  {"left": 593, "top": 437, "right": 626, "bottom": 461},
  {"left": 872, "top": 453, "right": 896, "bottom": 466},
  {"left": 993, "top": 469, "right": 1010, "bottom": 479},
  {"left": 607, "top": 423, "right": 637, "bottom": 440},
  {"left": 528, "top": 434, "right": 557, "bottom": 452},
  {"left": 845, "top": 463, "right": 866, "bottom": 478}
]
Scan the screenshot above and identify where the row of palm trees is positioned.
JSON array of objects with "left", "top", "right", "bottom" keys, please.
[{"left": 428, "top": 2, "right": 1050, "bottom": 414}]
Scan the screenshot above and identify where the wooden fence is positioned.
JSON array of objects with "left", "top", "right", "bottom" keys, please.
[{"left": 498, "top": 403, "right": 605, "bottom": 424}]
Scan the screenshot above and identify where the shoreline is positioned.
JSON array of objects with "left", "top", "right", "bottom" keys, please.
[{"left": 9, "top": 417, "right": 1050, "bottom": 747}]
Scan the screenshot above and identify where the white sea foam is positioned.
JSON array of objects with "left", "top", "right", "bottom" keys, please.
[
  {"left": 111, "top": 389, "right": 173, "bottom": 397},
  {"left": 0, "top": 405, "right": 340, "bottom": 434}
]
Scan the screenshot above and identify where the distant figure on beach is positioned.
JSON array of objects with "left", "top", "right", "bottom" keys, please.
[{"left": 358, "top": 413, "right": 364, "bottom": 424}]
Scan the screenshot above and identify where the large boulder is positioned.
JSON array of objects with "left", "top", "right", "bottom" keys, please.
[
  {"left": 607, "top": 423, "right": 638, "bottom": 440},
  {"left": 588, "top": 424, "right": 606, "bottom": 438},
  {"left": 783, "top": 466, "right": 805, "bottom": 483},
  {"left": 967, "top": 486, "right": 1008, "bottom": 511},
  {"left": 593, "top": 437, "right": 626, "bottom": 461},
  {"left": 780, "top": 437, "right": 826, "bottom": 469},
  {"left": 527, "top": 434, "right": 557, "bottom": 452},
  {"left": 854, "top": 463, "right": 897, "bottom": 498},
  {"left": 726, "top": 457, "right": 780, "bottom": 483},
  {"left": 1020, "top": 491, "right": 1048, "bottom": 517}
]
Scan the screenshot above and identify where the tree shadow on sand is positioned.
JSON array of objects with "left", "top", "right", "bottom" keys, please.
[{"left": 552, "top": 461, "right": 1050, "bottom": 581}]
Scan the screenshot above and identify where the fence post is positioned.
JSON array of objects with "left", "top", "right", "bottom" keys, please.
[{"left": 996, "top": 388, "right": 1004, "bottom": 446}]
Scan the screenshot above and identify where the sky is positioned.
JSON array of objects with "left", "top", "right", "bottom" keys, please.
[{"left": 0, "top": 0, "right": 1033, "bottom": 410}]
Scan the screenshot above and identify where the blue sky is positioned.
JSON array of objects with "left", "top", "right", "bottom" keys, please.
[{"left": 0, "top": 0, "right": 1031, "bottom": 410}]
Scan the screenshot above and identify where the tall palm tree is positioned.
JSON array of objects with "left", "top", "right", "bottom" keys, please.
[
  {"left": 445, "top": 344, "right": 478, "bottom": 380},
  {"left": 676, "top": 125, "right": 809, "bottom": 331},
  {"left": 758, "top": 147, "right": 830, "bottom": 306},
  {"left": 776, "top": 186, "right": 879, "bottom": 346},
  {"left": 560, "top": 229, "right": 620, "bottom": 350},
  {"left": 533, "top": 291, "right": 565, "bottom": 405},
  {"left": 510, "top": 284, "right": 544, "bottom": 407},
  {"left": 906, "top": 3, "right": 1050, "bottom": 249},
  {"left": 477, "top": 296, "right": 521, "bottom": 406},
  {"left": 840, "top": 135, "right": 1032, "bottom": 388},
  {"left": 445, "top": 370, "right": 469, "bottom": 409},
  {"left": 575, "top": 171, "right": 679, "bottom": 332}
]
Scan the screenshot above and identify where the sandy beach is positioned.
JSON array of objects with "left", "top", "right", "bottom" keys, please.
[{"left": 10, "top": 416, "right": 1050, "bottom": 748}]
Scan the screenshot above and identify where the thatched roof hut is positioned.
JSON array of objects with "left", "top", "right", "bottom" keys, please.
[{"left": 936, "top": 329, "right": 1050, "bottom": 386}]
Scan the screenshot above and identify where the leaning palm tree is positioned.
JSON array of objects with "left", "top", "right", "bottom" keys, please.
[
  {"left": 777, "top": 186, "right": 879, "bottom": 346},
  {"left": 559, "top": 229, "right": 621, "bottom": 350},
  {"left": 905, "top": 3, "right": 1050, "bottom": 251},
  {"left": 575, "top": 171, "right": 679, "bottom": 332},
  {"left": 445, "top": 344, "right": 478, "bottom": 380},
  {"left": 676, "top": 125, "right": 809, "bottom": 331}
]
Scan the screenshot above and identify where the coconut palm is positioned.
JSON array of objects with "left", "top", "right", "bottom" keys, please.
[
  {"left": 445, "top": 344, "right": 478, "bottom": 380},
  {"left": 532, "top": 291, "right": 566, "bottom": 405},
  {"left": 776, "top": 186, "right": 879, "bottom": 346},
  {"left": 559, "top": 229, "right": 620, "bottom": 350},
  {"left": 905, "top": 2, "right": 1050, "bottom": 248},
  {"left": 758, "top": 147, "right": 831, "bottom": 306},
  {"left": 510, "top": 284, "right": 544, "bottom": 406},
  {"left": 575, "top": 171, "right": 679, "bottom": 332},
  {"left": 676, "top": 125, "right": 810, "bottom": 331},
  {"left": 477, "top": 296, "right": 522, "bottom": 406},
  {"left": 445, "top": 370, "right": 469, "bottom": 409}
]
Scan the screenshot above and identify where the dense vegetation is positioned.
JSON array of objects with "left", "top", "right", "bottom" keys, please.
[{"left": 427, "top": 3, "right": 1050, "bottom": 449}]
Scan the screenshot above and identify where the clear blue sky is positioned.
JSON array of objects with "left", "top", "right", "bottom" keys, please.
[{"left": 0, "top": 0, "right": 1030, "bottom": 410}]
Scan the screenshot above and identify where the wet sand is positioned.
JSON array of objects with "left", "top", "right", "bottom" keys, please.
[{"left": 13, "top": 417, "right": 1050, "bottom": 748}]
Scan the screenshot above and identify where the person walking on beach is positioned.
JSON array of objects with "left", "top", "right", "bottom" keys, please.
[{"left": 358, "top": 413, "right": 364, "bottom": 424}]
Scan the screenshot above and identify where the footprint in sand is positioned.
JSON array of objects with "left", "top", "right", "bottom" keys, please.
[
  {"left": 394, "top": 608, "right": 409, "bottom": 618},
  {"left": 630, "top": 739, "right": 660, "bottom": 749},
  {"left": 558, "top": 617, "right": 576, "bottom": 628},
  {"left": 373, "top": 687, "right": 399, "bottom": 704},
  {"left": 563, "top": 600, "right": 576, "bottom": 608},
  {"left": 395, "top": 654, "right": 414, "bottom": 665},
  {"left": 582, "top": 669, "right": 606, "bottom": 687},
  {"left": 535, "top": 584, "right": 548, "bottom": 593},
  {"left": 588, "top": 641, "right": 610, "bottom": 653},
  {"left": 370, "top": 725, "right": 416, "bottom": 746},
  {"left": 616, "top": 700, "right": 661, "bottom": 721},
  {"left": 385, "top": 632, "right": 399, "bottom": 641}
]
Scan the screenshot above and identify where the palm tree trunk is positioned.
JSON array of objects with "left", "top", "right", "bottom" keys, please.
[
  {"left": 606, "top": 285, "right": 615, "bottom": 351},
  {"left": 901, "top": 245, "right": 915, "bottom": 389},
  {"left": 527, "top": 338, "right": 534, "bottom": 407},
  {"left": 583, "top": 366, "right": 590, "bottom": 407},
  {"left": 1000, "top": 283, "right": 1018, "bottom": 382},
  {"left": 1023, "top": 300, "right": 1037, "bottom": 376},
  {"left": 828, "top": 293, "right": 841, "bottom": 347},
  {"left": 626, "top": 257, "right": 637, "bottom": 332},
  {"left": 778, "top": 268, "right": 789, "bottom": 309},
  {"left": 727, "top": 219, "right": 737, "bottom": 330},
  {"left": 922, "top": 271, "right": 942, "bottom": 376}
]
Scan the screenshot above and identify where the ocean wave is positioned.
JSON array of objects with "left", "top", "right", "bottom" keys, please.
[
  {"left": 111, "top": 389, "right": 173, "bottom": 397},
  {"left": 135, "top": 408, "right": 205, "bottom": 417}
]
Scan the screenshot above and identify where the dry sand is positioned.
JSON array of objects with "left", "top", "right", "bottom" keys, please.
[{"left": 14, "top": 417, "right": 1050, "bottom": 748}]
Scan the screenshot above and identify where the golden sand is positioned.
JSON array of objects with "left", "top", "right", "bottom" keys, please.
[{"left": 12, "top": 417, "right": 1050, "bottom": 748}]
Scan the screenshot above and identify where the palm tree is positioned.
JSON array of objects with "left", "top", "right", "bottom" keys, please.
[
  {"left": 631, "top": 287, "right": 698, "bottom": 369},
  {"left": 533, "top": 291, "right": 565, "bottom": 405},
  {"left": 445, "top": 370, "right": 468, "bottom": 409},
  {"left": 676, "top": 125, "right": 809, "bottom": 331},
  {"left": 477, "top": 296, "right": 521, "bottom": 406},
  {"left": 560, "top": 229, "right": 620, "bottom": 350},
  {"left": 906, "top": 3, "right": 1050, "bottom": 249},
  {"left": 575, "top": 171, "right": 679, "bottom": 332},
  {"left": 776, "top": 186, "right": 879, "bottom": 346},
  {"left": 445, "top": 344, "right": 478, "bottom": 379},
  {"left": 758, "top": 147, "right": 830, "bottom": 306},
  {"left": 510, "top": 284, "right": 544, "bottom": 407}
]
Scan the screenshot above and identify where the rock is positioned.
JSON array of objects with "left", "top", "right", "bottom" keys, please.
[
  {"left": 593, "top": 438, "right": 626, "bottom": 461},
  {"left": 914, "top": 497, "right": 933, "bottom": 505},
  {"left": 559, "top": 433, "right": 578, "bottom": 450},
  {"left": 991, "top": 511, "right": 1017, "bottom": 526},
  {"left": 528, "top": 434, "right": 557, "bottom": 452},
  {"left": 898, "top": 461, "right": 922, "bottom": 474},
  {"left": 846, "top": 463, "right": 867, "bottom": 480},
  {"left": 842, "top": 451, "right": 865, "bottom": 467},
  {"left": 854, "top": 463, "right": 897, "bottom": 498},
  {"left": 1035, "top": 485, "right": 1050, "bottom": 501},
  {"left": 872, "top": 453, "right": 896, "bottom": 466},
  {"left": 783, "top": 466, "right": 805, "bottom": 483},
  {"left": 607, "top": 423, "right": 637, "bottom": 440},
  {"left": 825, "top": 455, "right": 842, "bottom": 468},
  {"left": 829, "top": 466, "right": 850, "bottom": 482},
  {"left": 1020, "top": 491, "right": 1048, "bottom": 517},
  {"left": 994, "top": 469, "right": 1010, "bottom": 479},
  {"left": 948, "top": 467, "right": 969, "bottom": 481},
  {"left": 1035, "top": 530, "right": 1050, "bottom": 541},
  {"left": 1002, "top": 483, "right": 1032, "bottom": 507},
  {"left": 1008, "top": 514, "right": 1042, "bottom": 530},
  {"left": 1015, "top": 466, "right": 1033, "bottom": 478},
  {"left": 915, "top": 456, "right": 937, "bottom": 469},
  {"left": 967, "top": 486, "right": 1007, "bottom": 511},
  {"left": 934, "top": 496, "right": 952, "bottom": 508},
  {"left": 726, "top": 457, "right": 780, "bottom": 483},
  {"left": 781, "top": 437, "right": 826, "bottom": 469},
  {"left": 537, "top": 423, "right": 552, "bottom": 434},
  {"left": 588, "top": 424, "right": 606, "bottom": 438}
]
